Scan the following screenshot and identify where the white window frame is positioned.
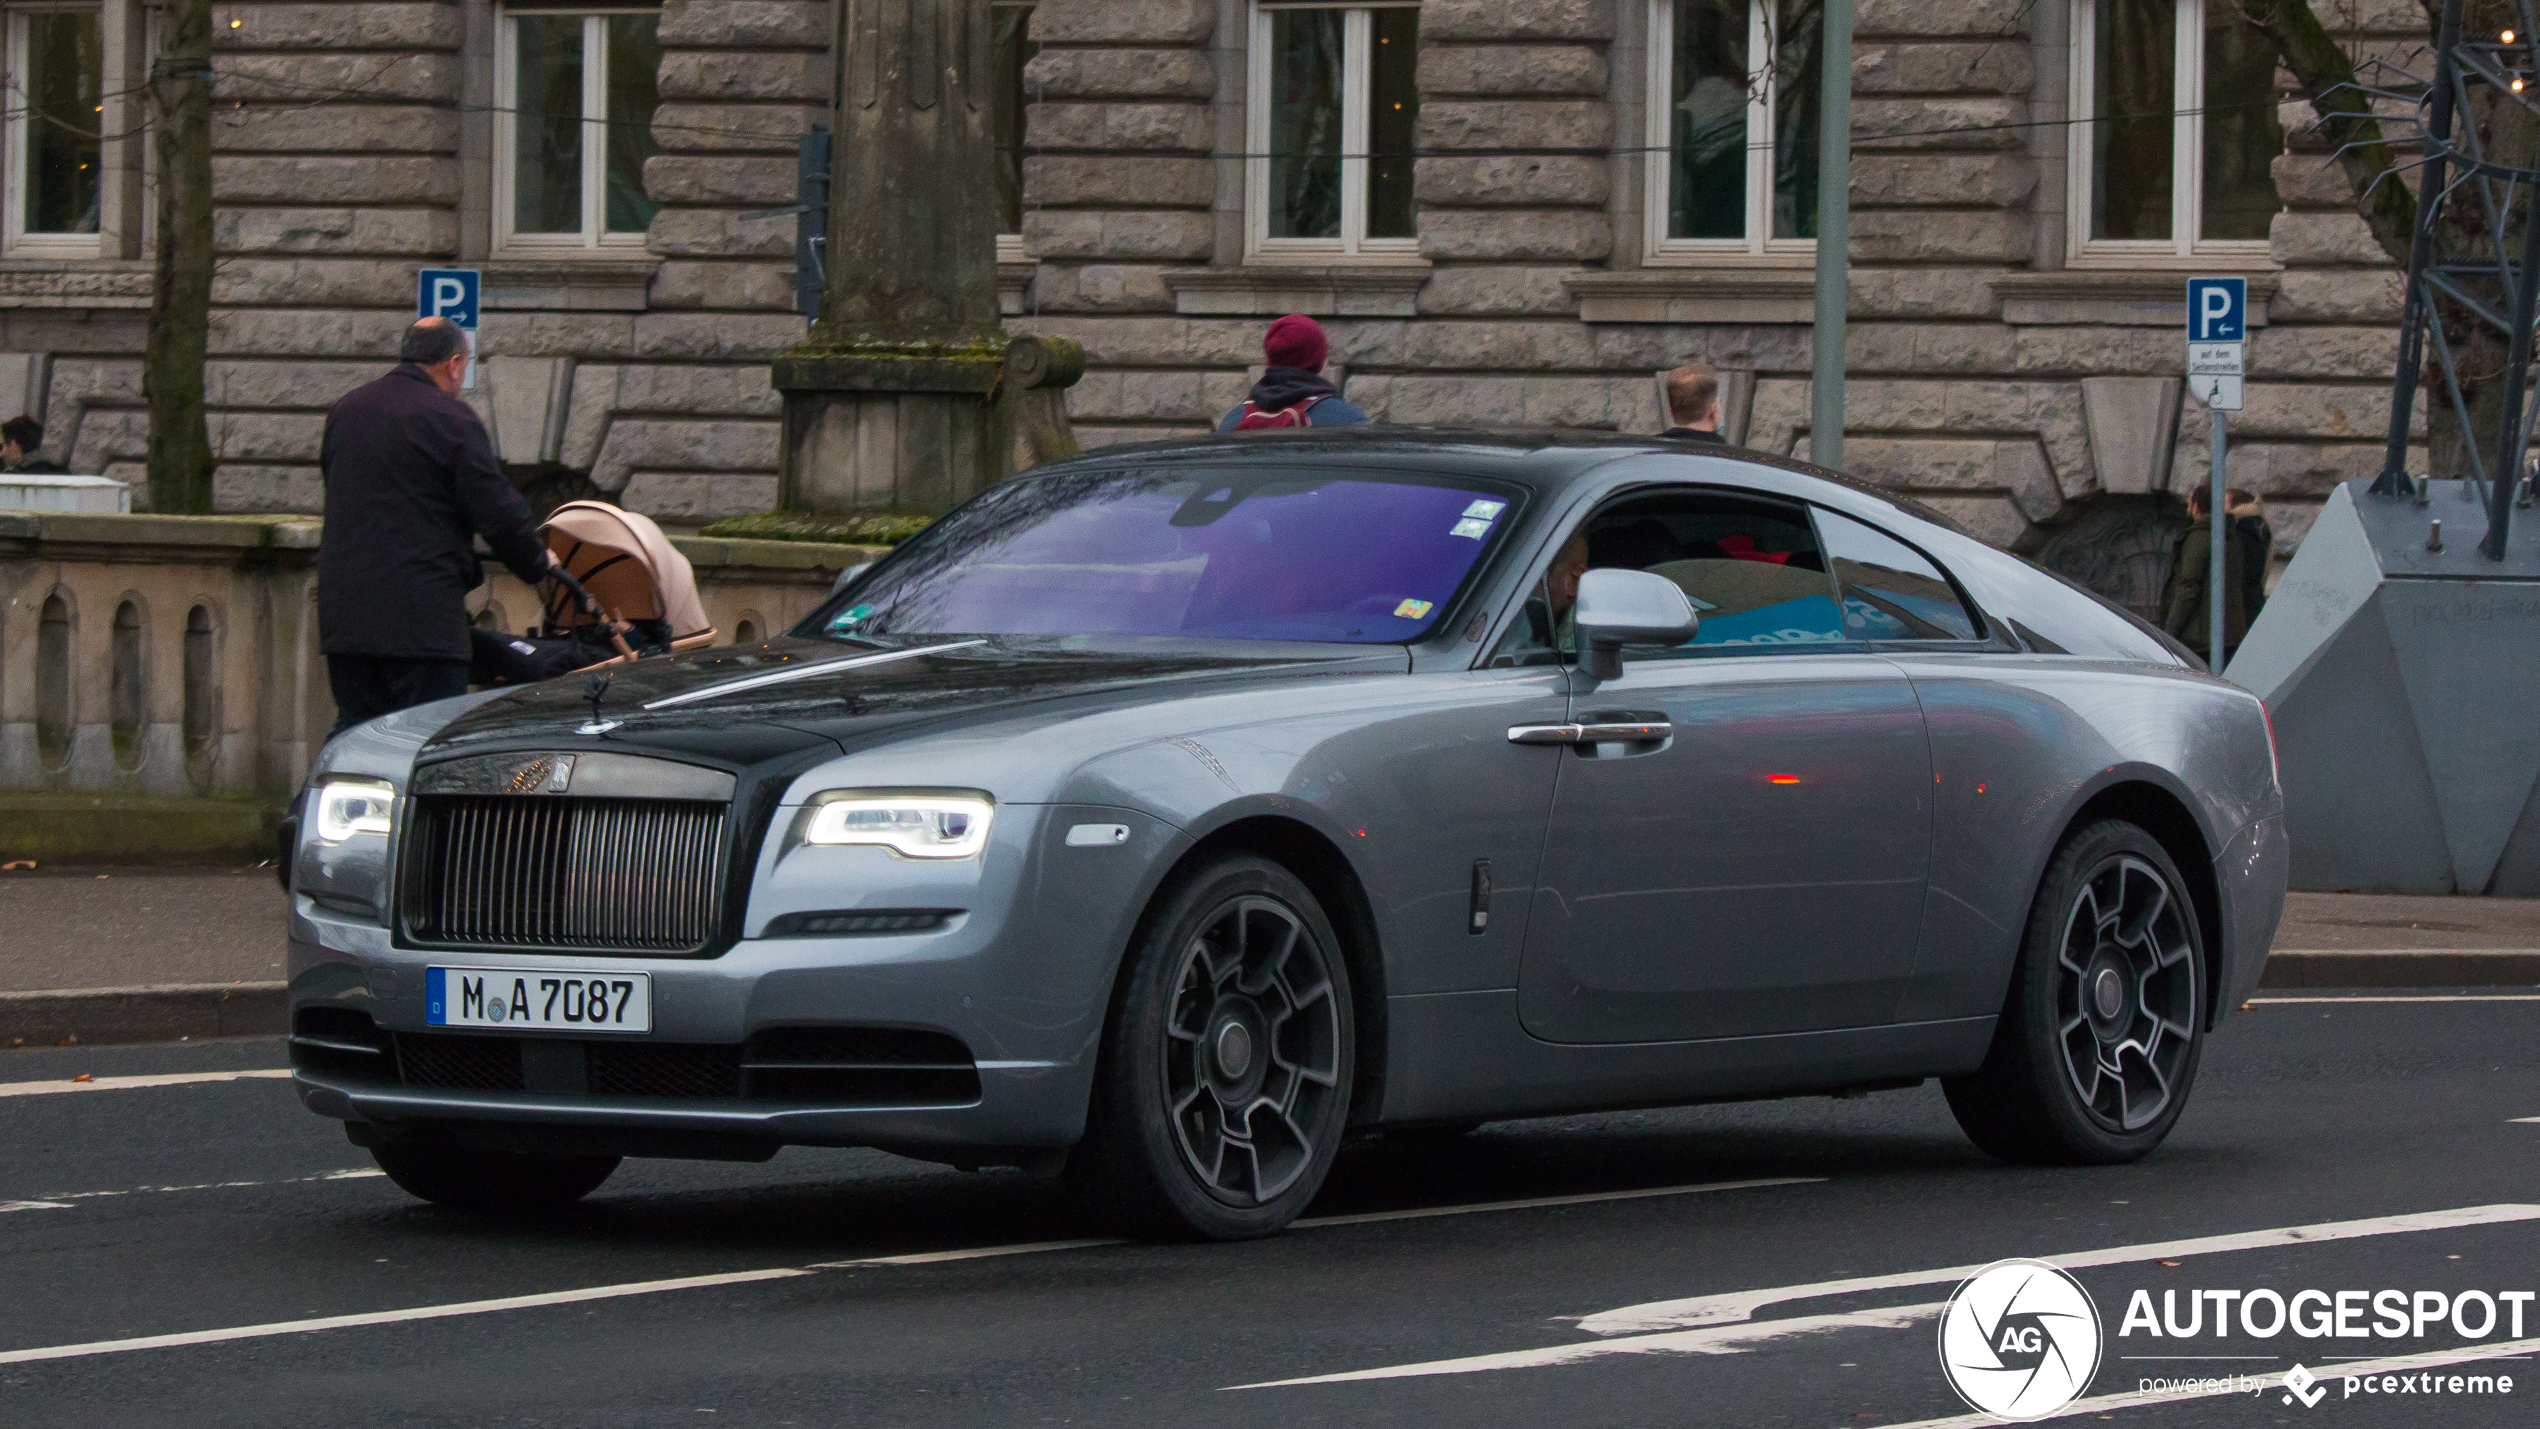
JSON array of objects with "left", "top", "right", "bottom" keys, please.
[
  {"left": 3, "top": 3, "right": 105, "bottom": 259},
  {"left": 493, "top": 5, "right": 654, "bottom": 253},
  {"left": 1243, "top": 0, "right": 1421, "bottom": 263},
  {"left": 2067, "top": 0, "right": 2276, "bottom": 267},
  {"left": 1643, "top": 0, "right": 1814, "bottom": 265}
]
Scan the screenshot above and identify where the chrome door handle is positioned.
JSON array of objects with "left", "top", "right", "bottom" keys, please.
[
  {"left": 1506, "top": 719, "right": 1672, "bottom": 746},
  {"left": 1577, "top": 718, "right": 1671, "bottom": 741},
  {"left": 1508, "top": 723, "right": 1584, "bottom": 745}
]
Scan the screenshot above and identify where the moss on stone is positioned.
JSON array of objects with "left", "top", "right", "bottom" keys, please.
[{"left": 698, "top": 509, "right": 934, "bottom": 546}]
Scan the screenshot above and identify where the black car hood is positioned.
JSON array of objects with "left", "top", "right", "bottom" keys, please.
[{"left": 417, "top": 635, "right": 1408, "bottom": 765}]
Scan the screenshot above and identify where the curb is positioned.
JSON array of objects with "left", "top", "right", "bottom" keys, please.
[
  {"left": 0, "top": 982, "right": 288, "bottom": 1048},
  {"left": 2257, "top": 949, "right": 2540, "bottom": 989}
]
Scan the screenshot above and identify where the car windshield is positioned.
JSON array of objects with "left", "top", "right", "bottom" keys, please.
[{"left": 806, "top": 467, "right": 1522, "bottom": 644}]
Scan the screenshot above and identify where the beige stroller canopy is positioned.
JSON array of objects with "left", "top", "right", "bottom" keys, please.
[{"left": 540, "top": 500, "right": 716, "bottom": 650}]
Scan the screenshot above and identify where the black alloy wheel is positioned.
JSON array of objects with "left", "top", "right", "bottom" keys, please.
[
  {"left": 1068, "top": 854, "right": 1354, "bottom": 1239},
  {"left": 1945, "top": 819, "right": 2206, "bottom": 1165}
]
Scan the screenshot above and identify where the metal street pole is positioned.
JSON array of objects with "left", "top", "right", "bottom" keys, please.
[
  {"left": 2210, "top": 401, "right": 2227, "bottom": 672},
  {"left": 1810, "top": 0, "right": 1853, "bottom": 471}
]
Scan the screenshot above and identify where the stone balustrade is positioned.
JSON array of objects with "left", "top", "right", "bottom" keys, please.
[{"left": 0, "top": 512, "right": 871, "bottom": 861}]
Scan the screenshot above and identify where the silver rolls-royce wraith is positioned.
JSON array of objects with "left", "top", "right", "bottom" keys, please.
[{"left": 287, "top": 430, "right": 2287, "bottom": 1239}]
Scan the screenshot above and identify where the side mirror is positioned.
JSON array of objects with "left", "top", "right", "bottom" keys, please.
[{"left": 1573, "top": 567, "right": 1700, "bottom": 682}]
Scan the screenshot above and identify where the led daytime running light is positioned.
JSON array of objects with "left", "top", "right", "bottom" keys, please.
[{"left": 801, "top": 794, "right": 994, "bottom": 859}]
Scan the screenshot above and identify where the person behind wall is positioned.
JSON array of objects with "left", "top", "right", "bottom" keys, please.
[
  {"left": 317, "top": 316, "right": 555, "bottom": 738},
  {"left": 2226, "top": 486, "right": 2272, "bottom": 620},
  {"left": 1662, "top": 363, "right": 1729, "bottom": 445},
  {"left": 1217, "top": 314, "right": 1369, "bottom": 430},
  {"left": 2159, "top": 483, "right": 2249, "bottom": 668},
  {"left": 1, "top": 415, "right": 64, "bottom": 473}
]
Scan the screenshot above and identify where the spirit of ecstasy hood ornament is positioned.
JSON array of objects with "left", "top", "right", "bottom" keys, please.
[{"left": 577, "top": 672, "right": 621, "bottom": 735}]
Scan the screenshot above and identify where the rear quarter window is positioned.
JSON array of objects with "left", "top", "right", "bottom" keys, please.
[{"left": 1812, "top": 508, "right": 1983, "bottom": 641}]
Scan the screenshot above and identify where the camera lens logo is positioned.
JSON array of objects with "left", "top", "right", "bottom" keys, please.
[{"left": 1937, "top": 1259, "right": 2103, "bottom": 1420}]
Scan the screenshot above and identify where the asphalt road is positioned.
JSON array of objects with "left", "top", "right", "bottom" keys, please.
[{"left": 2, "top": 992, "right": 2535, "bottom": 1428}]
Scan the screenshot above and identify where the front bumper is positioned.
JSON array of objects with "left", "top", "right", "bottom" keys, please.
[{"left": 287, "top": 802, "right": 1185, "bottom": 1163}]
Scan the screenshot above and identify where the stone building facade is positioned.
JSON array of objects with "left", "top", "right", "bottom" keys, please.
[{"left": 0, "top": 0, "right": 2419, "bottom": 615}]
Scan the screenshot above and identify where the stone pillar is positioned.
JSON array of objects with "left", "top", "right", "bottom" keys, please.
[{"left": 775, "top": 0, "right": 1078, "bottom": 517}]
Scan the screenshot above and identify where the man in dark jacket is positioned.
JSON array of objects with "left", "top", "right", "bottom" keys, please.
[
  {"left": 1216, "top": 315, "right": 1369, "bottom": 429},
  {"left": 2159, "top": 484, "right": 2248, "bottom": 666},
  {"left": 2, "top": 415, "right": 65, "bottom": 473},
  {"left": 1661, "top": 362, "right": 1729, "bottom": 444},
  {"left": 318, "top": 317, "right": 553, "bottom": 736}
]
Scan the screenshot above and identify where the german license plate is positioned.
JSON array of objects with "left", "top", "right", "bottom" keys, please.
[{"left": 426, "top": 967, "right": 651, "bottom": 1033}]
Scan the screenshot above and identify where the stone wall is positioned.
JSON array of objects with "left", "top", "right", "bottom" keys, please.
[
  {"left": 0, "top": 509, "right": 867, "bottom": 858},
  {"left": 0, "top": 0, "right": 2428, "bottom": 603}
]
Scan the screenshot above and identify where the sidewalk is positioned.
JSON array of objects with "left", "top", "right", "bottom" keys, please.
[{"left": 0, "top": 875, "right": 2531, "bottom": 1048}]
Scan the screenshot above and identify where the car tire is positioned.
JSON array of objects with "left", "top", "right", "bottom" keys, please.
[
  {"left": 1944, "top": 819, "right": 2206, "bottom": 1166},
  {"left": 1066, "top": 854, "right": 1355, "bottom": 1241},
  {"left": 370, "top": 1141, "right": 620, "bottom": 1211}
]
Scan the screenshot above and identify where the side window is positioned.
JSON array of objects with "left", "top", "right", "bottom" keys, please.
[
  {"left": 1813, "top": 508, "right": 1984, "bottom": 641},
  {"left": 1487, "top": 488, "right": 1846, "bottom": 665}
]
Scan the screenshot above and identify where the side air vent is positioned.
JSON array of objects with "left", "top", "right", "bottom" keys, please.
[
  {"left": 743, "top": 1025, "right": 981, "bottom": 1106},
  {"left": 289, "top": 1006, "right": 394, "bottom": 1083}
]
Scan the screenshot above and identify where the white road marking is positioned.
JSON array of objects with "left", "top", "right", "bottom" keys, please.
[
  {"left": 1871, "top": 1335, "right": 2540, "bottom": 1428},
  {"left": 0, "top": 1175, "right": 1817, "bottom": 1363},
  {"left": 0, "top": 1068, "right": 293, "bottom": 1098},
  {"left": 1579, "top": 1203, "right": 2540, "bottom": 1337},
  {"left": 1294, "top": 1177, "right": 1822, "bottom": 1229},
  {"left": 2249, "top": 995, "right": 2540, "bottom": 1004},
  {"left": 1223, "top": 1204, "right": 2540, "bottom": 1390},
  {"left": 1230, "top": 1304, "right": 1950, "bottom": 1389},
  {"left": 813, "top": 1238, "right": 1123, "bottom": 1267},
  {"left": 0, "top": 1201, "right": 71, "bottom": 1214},
  {"left": 26, "top": 1168, "right": 384, "bottom": 1204},
  {"left": 0, "top": 1267, "right": 814, "bottom": 1367}
]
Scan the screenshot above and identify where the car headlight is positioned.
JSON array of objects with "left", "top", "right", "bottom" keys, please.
[
  {"left": 800, "top": 791, "right": 994, "bottom": 859},
  {"left": 313, "top": 777, "right": 396, "bottom": 844}
]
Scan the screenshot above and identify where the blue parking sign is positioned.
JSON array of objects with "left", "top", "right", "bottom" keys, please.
[
  {"left": 417, "top": 268, "right": 479, "bottom": 328},
  {"left": 2185, "top": 276, "right": 2245, "bottom": 343}
]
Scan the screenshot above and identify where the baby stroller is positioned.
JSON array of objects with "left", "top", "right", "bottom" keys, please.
[{"left": 470, "top": 501, "right": 719, "bottom": 686}]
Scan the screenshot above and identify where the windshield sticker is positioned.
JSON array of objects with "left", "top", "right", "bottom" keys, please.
[
  {"left": 1393, "top": 598, "right": 1434, "bottom": 620},
  {"left": 1449, "top": 517, "right": 1493, "bottom": 539},
  {"left": 827, "top": 604, "right": 873, "bottom": 632},
  {"left": 1462, "top": 499, "right": 1505, "bottom": 520}
]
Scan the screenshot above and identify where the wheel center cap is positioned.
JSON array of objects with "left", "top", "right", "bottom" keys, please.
[
  {"left": 2093, "top": 965, "right": 2126, "bottom": 1020},
  {"left": 1214, "top": 1021, "right": 1254, "bottom": 1080}
]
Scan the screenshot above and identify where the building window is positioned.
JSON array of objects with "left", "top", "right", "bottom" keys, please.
[
  {"left": 2071, "top": 0, "right": 2283, "bottom": 259},
  {"left": 1644, "top": 0, "right": 1819, "bottom": 261},
  {"left": 495, "top": 4, "right": 661, "bottom": 249},
  {"left": 3, "top": 5, "right": 103, "bottom": 256},
  {"left": 1245, "top": 1, "right": 1419, "bottom": 260},
  {"left": 993, "top": 1, "right": 1036, "bottom": 240}
]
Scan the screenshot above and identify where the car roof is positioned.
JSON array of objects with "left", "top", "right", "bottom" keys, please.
[{"left": 1030, "top": 427, "right": 1971, "bottom": 537}]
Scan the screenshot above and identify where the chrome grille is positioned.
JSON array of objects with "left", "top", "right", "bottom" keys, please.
[{"left": 403, "top": 796, "right": 728, "bottom": 953}]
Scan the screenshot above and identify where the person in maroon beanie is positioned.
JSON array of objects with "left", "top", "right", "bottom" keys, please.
[{"left": 1217, "top": 314, "right": 1370, "bottom": 430}]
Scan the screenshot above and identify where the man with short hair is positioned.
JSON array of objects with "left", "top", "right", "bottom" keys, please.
[
  {"left": 1217, "top": 314, "right": 1368, "bottom": 430},
  {"left": 1, "top": 415, "right": 63, "bottom": 473},
  {"left": 2159, "top": 483, "right": 2249, "bottom": 666},
  {"left": 317, "top": 316, "right": 553, "bottom": 737},
  {"left": 1662, "top": 363, "right": 1728, "bottom": 444}
]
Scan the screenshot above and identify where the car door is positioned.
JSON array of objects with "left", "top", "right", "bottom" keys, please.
[{"left": 1515, "top": 486, "right": 1934, "bottom": 1044}]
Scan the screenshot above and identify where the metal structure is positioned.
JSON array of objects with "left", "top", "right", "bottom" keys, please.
[
  {"left": 2228, "top": 480, "right": 2540, "bottom": 894},
  {"left": 2362, "top": 0, "right": 2540, "bottom": 554}
]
